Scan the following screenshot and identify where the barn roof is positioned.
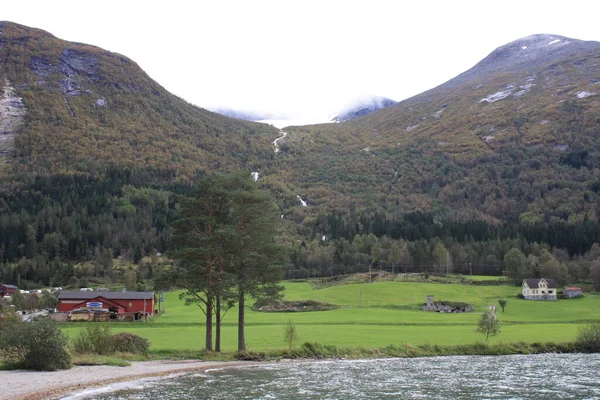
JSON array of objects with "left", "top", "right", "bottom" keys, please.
[
  {"left": 58, "top": 291, "right": 154, "bottom": 300},
  {"left": 0, "top": 284, "right": 18, "bottom": 289},
  {"left": 524, "top": 278, "right": 557, "bottom": 289}
]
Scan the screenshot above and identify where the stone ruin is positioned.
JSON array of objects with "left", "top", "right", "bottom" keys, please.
[{"left": 421, "top": 295, "right": 473, "bottom": 313}]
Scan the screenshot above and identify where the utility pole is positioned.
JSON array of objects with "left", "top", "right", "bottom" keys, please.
[
  {"left": 359, "top": 288, "right": 363, "bottom": 308},
  {"left": 369, "top": 265, "right": 372, "bottom": 283}
]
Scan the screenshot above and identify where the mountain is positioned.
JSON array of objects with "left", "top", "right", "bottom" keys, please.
[
  {"left": 331, "top": 95, "right": 397, "bottom": 122},
  {"left": 0, "top": 21, "right": 284, "bottom": 283},
  {"left": 1, "top": 24, "right": 600, "bottom": 287},
  {"left": 0, "top": 21, "right": 280, "bottom": 180},
  {"left": 278, "top": 34, "right": 600, "bottom": 232}
]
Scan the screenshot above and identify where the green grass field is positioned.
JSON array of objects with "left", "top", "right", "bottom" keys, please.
[{"left": 61, "top": 279, "right": 600, "bottom": 353}]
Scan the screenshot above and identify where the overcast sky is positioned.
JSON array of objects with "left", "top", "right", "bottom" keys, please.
[{"left": 4, "top": 1, "right": 600, "bottom": 120}]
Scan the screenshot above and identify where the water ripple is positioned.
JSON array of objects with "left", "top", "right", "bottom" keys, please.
[{"left": 66, "top": 354, "right": 600, "bottom": 400}]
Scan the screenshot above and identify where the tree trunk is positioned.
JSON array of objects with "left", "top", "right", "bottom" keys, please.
[
  {"left": 215, "top": 292, "right": 221, "bottom": 352},
  {"left": 237, "top": 288, "right": 246, "bottom": 352},
  {"left": 205, "top": 296, "right": 213, "bottom": 351}
]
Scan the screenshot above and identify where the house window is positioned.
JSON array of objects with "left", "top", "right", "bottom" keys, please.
[{"left": 548, "top": 290, "right": 553, "bottom": 294}]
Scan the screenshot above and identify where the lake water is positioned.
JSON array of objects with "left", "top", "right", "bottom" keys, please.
[{"left": 64, "top": 354, "right": 600, "bottom": 399}]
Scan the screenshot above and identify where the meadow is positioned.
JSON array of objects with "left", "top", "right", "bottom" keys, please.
[{"left": 61, "top": 277, "right": 600, "bottom": 354}]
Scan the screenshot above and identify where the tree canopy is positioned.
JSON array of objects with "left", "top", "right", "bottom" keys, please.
[{"left": 167, "top": 172, "right": 286, "bottom": 352}]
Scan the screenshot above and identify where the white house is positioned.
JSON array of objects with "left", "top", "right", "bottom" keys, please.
[{"left": 522, "top": 278, "right": 558, "bottom": 300}]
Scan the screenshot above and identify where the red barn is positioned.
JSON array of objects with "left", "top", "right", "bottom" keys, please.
[
  {"left": 57, "top": 291, "right": 155, "bottom": 320},
  {"left": 0, "top": 284, "right": 18, "bottom": 297}
]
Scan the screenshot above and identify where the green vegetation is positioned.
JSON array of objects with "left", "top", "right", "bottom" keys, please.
[
  {"left": 476, "top": 310, "right": 501, "bottom": 341},
  {"left": 1, "top": 22, "right": 600, "bottom": 367},
  {"left": 283, "top": 320, "right": 299, "bottom": 350},
  {"left": 71, "top": 324, "right": 149, "bottom": 356},
  {"left": 498, "top": 298, "right": 508, "bottom": 312},
  {"left": 236, "top": 340, "right": 581, "bottom": 360},
  {"left": 0, "top": 315, "right": 71, "bottom": 371},
  {"left": 53, "top": 280, "right": 600, "bottom": 358},
  {"left": 1, "top": 22, "right": 600, "bottom": 293},
  {"left": 576, "top": 323, "right": 600, "bottom": 352},
  {"left": 164, "top": 172, "right": 286, "bottom": 352}
]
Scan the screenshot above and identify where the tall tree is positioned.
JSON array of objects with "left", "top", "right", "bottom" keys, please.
[
  {"left": 168, "top": 174, "right": 232, "bottom": 352},
  {"left": 168, "top": 172, "right": 285, "bottom": 353},
  {"left": 223, "top": 172, "right": 286, "bottom": 353},
  {"left": 503, "top": 248, "right": 530, "bottom": 285}
]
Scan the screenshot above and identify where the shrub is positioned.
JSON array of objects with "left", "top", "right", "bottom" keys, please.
[
  {"left": 0, "top": 317, "right": 71, "bottom": 371},
  {"left": 112, "top": 332, "right": 149, "bottom": 354},
  {"left": 71, "top": 324, "right": 115, "bottom": 355},
  {"left": 283, "top": 320, "right": 299, "bottom": 350},
  {"left": 576, "top": 323, "right": 600, "bottom": 352}
]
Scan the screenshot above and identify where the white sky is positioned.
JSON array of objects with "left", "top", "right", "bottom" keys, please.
[{"left": 3, "top": 0, "right": 600, "bottom": 119}]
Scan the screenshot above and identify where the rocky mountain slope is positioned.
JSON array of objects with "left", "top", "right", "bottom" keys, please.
[
  {"left": 279, "top": 34, "right": 600, "bottom": 226},
  {"left": 0, "top": 23, "right": 599, "bottom": 284},
  {"left": 0, "top": 21, "right": 280, "bottom": 181},
  {"left": 0, "top": 24, "right": 599, "bottom": 240}
]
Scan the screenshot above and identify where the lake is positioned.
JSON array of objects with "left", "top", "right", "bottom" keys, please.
[{"left": 64, "top": 353, "right": 600, "bottom": 399}]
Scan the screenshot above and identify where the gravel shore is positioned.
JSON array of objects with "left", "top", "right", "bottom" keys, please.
[{"left": 0, "top": 360, "right": 255, "bottom": 400}]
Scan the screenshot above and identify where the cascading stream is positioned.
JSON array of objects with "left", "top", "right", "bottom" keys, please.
[{"left": 272, "top": 130, "right": 307, "bottom": 207}]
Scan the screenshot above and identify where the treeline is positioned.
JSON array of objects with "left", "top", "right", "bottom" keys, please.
[
  {"left": 1, "top": 167, "right": 599, "bottom": 289},
  {"left": 287, "top": 232, "right": 600, "bottom": 286},
  {"left": 0, "top": 167, "right": 190, "bottom": 286},
  {"left": 302, "top": 211, "right": 600, "bottom": 257}
]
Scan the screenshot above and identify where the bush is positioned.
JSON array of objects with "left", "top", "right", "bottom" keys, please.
[
  {"left": 71, "top": 325, "right": 150, "bottom": 356},
  {"left": 0, "top": 317, "right": 71, "bottom": 371},
  {"left": 576, "top": 323, "right": 600, "bottom": 352},
  {"left": 112, "top": 332, "right": 149, "bottom": 354},
  {"left": 71, "top": 324, "right": 115, "bottom": 355}
]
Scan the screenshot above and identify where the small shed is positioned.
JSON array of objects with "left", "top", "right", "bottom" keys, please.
[{"left": 563, "top": 286, "right": 583, "bottom": 298}]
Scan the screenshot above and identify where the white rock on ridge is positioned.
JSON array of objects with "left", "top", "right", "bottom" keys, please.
[
  {"left": 479, "top": 90, "right": 513, "bottom": 103},
  {"left": 0, "top": 79, "right": 26, "bottom": 161},
  {"left": 576, "top": 91, "right": 596, "bottom": 99}
]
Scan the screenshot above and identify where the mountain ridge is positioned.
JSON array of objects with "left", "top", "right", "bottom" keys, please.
[
  {"left": 0, "top": 21, "right": 280, "bottom": 181},
  {"left": 279, "top": 33, "right": 600, "bottom": 226}
]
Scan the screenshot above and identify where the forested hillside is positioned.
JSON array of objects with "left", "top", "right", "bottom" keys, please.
[
  {"left": 0, "top": 22, "right": 282, "bottom": 287},
  {"left": 276, "top": 35, "right": 600, "bottom": 250},
  {"left": 1, "top": 23, "right": 600, "bottom": 289}
]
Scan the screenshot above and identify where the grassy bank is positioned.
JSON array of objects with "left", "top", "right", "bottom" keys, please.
[{"left": 59, "top": 278, "right": 600, "bottom": 356}]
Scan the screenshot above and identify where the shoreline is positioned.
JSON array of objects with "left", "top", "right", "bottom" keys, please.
[
  {"left": 0, "top": 340, "right": 591, "bottom": 399},
  {"left": 1, "top": 360, "right": 257, "bottom": 400}
]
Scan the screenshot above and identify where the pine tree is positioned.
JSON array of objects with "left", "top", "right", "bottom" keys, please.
[
  {"left": 222, "top": 172, "right": 286, "bottom": 353},
  {"left": 168, "top": 172, "right": 286, "bottom": 353}
]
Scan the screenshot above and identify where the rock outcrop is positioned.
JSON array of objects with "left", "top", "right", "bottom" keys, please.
[{"left": 0, "top": 79, "right": 26, "bottom": 162}]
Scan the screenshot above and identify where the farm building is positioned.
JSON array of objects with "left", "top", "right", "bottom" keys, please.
[
  {"left": 57, "top": 291, "right": 155, "bottom": 321},
  {"left": 563, "top": 286, "right": 583, "bottom": 298},
  {"left": 521, "top": 278, "right": 557, "bottom": 300},
  {"left": 0, "top": 284, "right": 18, "bottom": 297}
]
